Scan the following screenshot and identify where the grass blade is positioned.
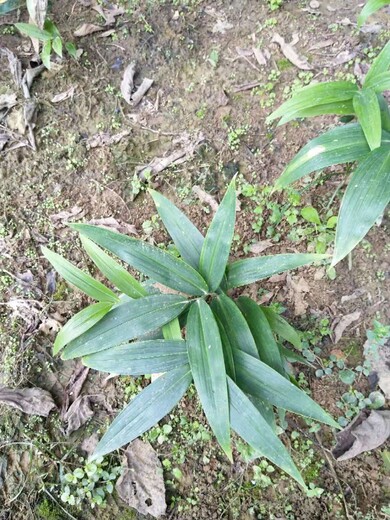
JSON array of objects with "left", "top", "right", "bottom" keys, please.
[
  {"left": 364, "top": 41, "right": 390, "bottom": 86},
  {"left": 53, "top": 302, "right": 113, "bottom": 355},
  {"left": 42, "top": 247, "right": 119, "bottom": 303},
  {"left": 150, "top": 190, "right": 204, "bottom": 269},
  {"left": 267, "top": 82, "right": 358, "bottom": 125},
  {"left": 83, "top": 339, "right": 188, "bottom": 375},
  {"left": 81, "top": 236, "right": 147, "bottom": 299},
  {"left": 261, "top": 306, "right": 302, "bottom": 350},
  {"left": 332, "top": 146, "right": 390, "bottom": 265},
  {"left": 199, "top": 179, "right": 236, "bottom": 291},
  {"left": 237, "top": 297, "right": 284, "bottom": 375},
  {"left": 91, "top": 366, "right": 192, "bottom": 460},
  {"left": 358, "top": 0, "right": 390, "bottom": 26},
  {"left": 353, "top": 89, "right": 382, "bottom": 150},
  {"left": 187, "top": 300, "right": 232, "bottom": 460},
  {"left": 62, "top": 294, "right": 190, "bottom": 359},
  {"left": 228, "top": 378, "right": 306, "bottom": 488},
  {"left": 275, "top": 124, "right": 374, "bottom": 188},
  {"left": 234, "top": 350, "right": 339, "bottom": 428},
  {"left": 226, "top": 254, "right": 327, "bottom": 289},
  {"left": 71, "top": 224, "right": 208, "bottom": 296}
]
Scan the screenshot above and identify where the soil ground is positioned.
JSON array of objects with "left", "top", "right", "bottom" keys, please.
[{"left": 0, "top": 1, "right": 389, "bottom": 519}]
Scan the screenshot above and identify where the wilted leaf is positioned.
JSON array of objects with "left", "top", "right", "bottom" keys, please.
[
  {"left": 332, "top": 311, "right": 361, "bottom": 343},
  {"left": 365, "top": 336, "right": 390, "bottom": 398},
  {"left": 50, "top": 85, "right": 76, "bottom": 103},
  {"left": 131, "top": 78, "right": 154, "bottom": 107},
  {"left": 26, "top": 0, "right": 48, "bottom": 29},
  {"left": 0, "top": 387, "right": 56, "bottom": 416},
  {"left": 272, "top": 33, "right": 312, "bottom": 70},
  {"left": 333, "top": 410, "right": 390, "bottom": 461},
  {"left": 63, "top": 395, "right": 93, "bottom": 435},
  {"left": 74, "top": 23, "right": 104, "bottom": 37},
  {"left": 120, "top": 62, "right": 136, "bottom": 104},
  {"left": 116, "top": 439, "right": 166, "bottom": 518},
  {"left": 86, "top": 130, "right": 131, "bottom": 149}
]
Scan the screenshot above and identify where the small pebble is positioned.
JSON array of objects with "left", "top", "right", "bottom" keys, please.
[{"left": 310, "top": 0, "right": 320, "bottom": 8}]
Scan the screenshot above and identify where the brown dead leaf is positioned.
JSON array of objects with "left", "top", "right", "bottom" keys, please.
[
  {"left": 116, "top": 439, "right": 166, "bottom": 518},
  {"left": 62, "top": 363, "right": 90, "bottom": 416},
  {"left": 91, "top": 3, "right": 125, "bottom": 25},
  {"left": 232, "top": 81, "right": 262, "bottom": 93},
  {"left": 86, "top": 129, "right": 131, "bottom": 149},
  {"left": 0, "top": 387, "right": 56, "bottom": 416},
  {"left": 51, "top": 85, "right": 76, "bottom": 103},
  {"left": 63, "top": 396, "right": 94, "bottom": 435},
  {"left": 131, "top": 78, "right": 154, "bottom": 107},
  {"left": 252, "top": 47, "right": 268, "bottom": 66},
  {"left": 120, "top": 62, "right": 136, "bottom": 104},
  {"left": 27, "top": 0, "right": 48, "bottom": 29},
  {"left": 331, "top": 50, "right": 356, "bottom": 66},
  {"left": 192, "top": 186, "right": 219, "bottom": 213},
  {"left": 80, "top": 433, "right": 99, "bottom": 456},
  {"left": 364, "top": 337, "right": 390, "bottom": 399},
  {"left": 286, "top": 274, "right": 310, "bottom": 316},
  {"left": 50, "top": 206, "right": 84, "bottom": 225},
  {"left": 0, "top": 93, "right": 17, "bottom": 115},
  {"left": 249, "top": 240, "right": 274, "bottom": 254},
  {"left": 87, "top": 217, "right": 137, "bottom": 235},
  {"left": 272, "top": 33, "right": 313, "bottom": 70},
  {"left": 74, "top": 23, "right": 104, "bottom": 37},
  {"left": 333, "top": 410, "right": 390, "bottom": 461},
  {"left": 332, "top": 310, "right": 361, "bottom": 343},
  {"left": 2, "top": 48, "right": 22, "bottom": 89}
]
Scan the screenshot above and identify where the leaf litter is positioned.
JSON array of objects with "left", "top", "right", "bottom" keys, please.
[{"left": 0, "top": 387, "right": 56, "bottom": 416}]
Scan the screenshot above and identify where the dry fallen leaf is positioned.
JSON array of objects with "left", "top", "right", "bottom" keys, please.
[
  {"left": 131, "top": 78, "right": 154, "bottom": 107},
  {"left": 91, "top": 3, "right": 125, "bottom": 25},
  {"left": 61, "top": 363, "right": 90, "bottom": 416},
  {"left": 74, "top": 23, "right": 104, "bottom": 37},
  {"left": 249, "top": 240, "right": 274, "bottom": 254},
  {"left": 0, "top": 93, "right": 17, "bottom": 115},
  {"left": 120, "top": 62, "right": 136, "bottom": 104},
  {"left": 63, "top": 395, "right": 94, "bottom": 435},
  {"left": 50, "top": 206, "right": 84, "bottom": 225},
  {"left": 272, "top": 33, "right": 313, "bottom": 70},
  {"left": 365, "top": 337, "right": 390, "bottom": 399},
  {"left": 51, "top": 85, "right": 76, "bottom": 103},
  {"left": 87, "top": 217, "right": 137, "bottom": 235},
  {"left": 80, "top": 433, "right": 99, "bottom": 456},
  {"left": 333, "top": 410, "right": 390, "bottom": 461},
  {"left": 286, "top": 274, "right": 310, "bottom": 316},
  {"left": 192, "top": 186, "right": 219, "bottom": 213},
  {"left": 116, "top": 439, "right": 166, "bottom": 518},
  {"left": 0, "top": 387, "right": 56, "bottom": 416},
  {"left": 332, "top": 310, "right": 361, "bottom": 344},
  {"left": 86, "top": 129, "right": 131, "bottom": 149},
  {"left": 26, "top": 0, "right": 48, "bottom": 29},
  {"left": 252, "top": 47, "right": 267, "bottom": 66}
]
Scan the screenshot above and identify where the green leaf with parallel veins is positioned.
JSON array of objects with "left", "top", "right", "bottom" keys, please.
[
  {"left": 52, "top": 36, "right": 63, "bottom": 57},
  {"left": 15, "top": 22, "right": 52, "bottom": 41},
  {"left": 186, "top": 300, "right": 232, "bottom": 460},
  {"left": 237, "top": 297, "right": 284, "bottom": 375},
  {"left": 234, "top": 350, "right": 339, "bottom": 428},
  {"left": 332, "top": 146, "right": 390, "bottom": 265},
  {"left": 353, "top": 89, "right": 382, "bottom": 150},
  {"left": 228, "top": 378, "right": 306, "bottom": 488},
  {"left": 261, "top": 306, "right": 302, "bottom": 350},
  {"left": 365, "top": 71, "right": 390, "bottom": 93},
  {"left": 199, "top": 179, "right": 236, "bottom": 291},
  {"left": 278, "top": 344, "right": 314, "bottom": 367},
  {"left": 91, "top": 365, "right": 192, "bottom": 460},
  {"left": 275, "top": 124, "right": 376, "bottom": 189},
  {"left": 81, "top": 236, "right": 146, "bottom": 299},
  {"left": 53, "top": 302, "right": 113, "bottom": 355},
  {"left": 267, "top": 81, "right": 358, "bottom": 125},
  {"left": 62, "top": 294, "right": 190, "bottom": 359},
  {"left": 247, "top": 395, "right": 276, "bottom": 431},
  {"left": 214, "top": 314, "right": 237, "bottom": 381},
  {"left": 150, "top": 190, "right": 204, "bottom": 270},
  {"left": 41, "top": 40, "right": 52, "bottom": 69},
  {"left": 364, "top": 41, "right": 390, "bottom": 86},
  {"left": 83, "top": 340, "right": 188, "bottom": 375},
  {"left": 211, "top": 294, "right": 259, "bottom": 359},
  {"left": 42, "top": 247, "right": 119, "bottom": 303},
  {"left": 301, "top": 206, "right": 321, "bottom": 225},
  {"left": 378, "top": 94, "right": 390, "bottom": 132},
  {"left": 71, "top": 224, "right": 208, "bottom": 296},
  {"left": 277, "top": 99, "right": 355, "bottom": 126},
  {"left": 226, "top": 254, "right": 327, "bottom": 289},
  {"left": 358, "top": 0, "right": 390, "bottom": 26}
]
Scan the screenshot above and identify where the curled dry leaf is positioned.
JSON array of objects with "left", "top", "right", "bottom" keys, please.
[
  {"left": 74, "top": 23, "right": 104, "bottom": 37},
  {"left": 26, "top": 0, "right": 48, "bottom": 29},
  {"left": 86, "top": 129, "right": 131, "bottom": 149},
  {"left": 63, "top": 395, "right": 94, "bottom": 435},
  {"left": 272, "top": 33, "right": 313, "bottom": 70},
  {"left": 332, "top": 310, "right": 361, "bottom": 344},
  {"left": 0, "top": 387, "right": 56, "bottom": 416},
  {"left": 116, "top": 439, "right": 166, "bottom": 518},
  {"left": 51, "top": 85, "right": 76, "bottom": 103},
  {"left": 333, "top": 410, "right": 390, "bottom": 461},
  {"left": 120, "top": 62, "right": 136, "bottom": 104},
  {"left": 365, "top": 337, "right": 390, "bottom": 399},
  {"left": 131, "top": 78, "right": 154, "bottom": 107},
  {"left": 192, "top": 186, "right": 219, "bottom": 213},
  {"left": 87, "top": 217, "right": 137, "bottom": 235}
]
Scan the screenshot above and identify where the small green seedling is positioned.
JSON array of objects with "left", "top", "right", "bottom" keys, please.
[{"left": 43, "top": 179, "right": 339, "bottom": 489}]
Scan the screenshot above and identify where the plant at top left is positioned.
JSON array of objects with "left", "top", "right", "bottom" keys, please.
[{"left": 43, "top": 179, "right": 339, "bottom": 489}]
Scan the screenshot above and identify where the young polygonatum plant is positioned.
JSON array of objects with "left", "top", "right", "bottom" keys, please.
[
  {"left": 267, "top": 41, "right": 390, "bottom": 266},
  {"left": 43, "top": 179, "right": 339, "bottom": 489}
]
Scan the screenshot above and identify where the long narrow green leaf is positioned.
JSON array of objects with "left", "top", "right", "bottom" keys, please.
[
  {"left": 378, "top": 93, "right": 390, "bottom": 132},
  {"left": 53, "top": 302, "right": 113, "bottom": 355},
  {"left": 83, "top": 340, "right": 188, "bottom": 375},
  {"left": 42, "top": 247, "right": 119, "bottom": 304},
  {"left": 261, "top": 307, "right": 302, "bottom": 350},
  {"left": 353, "top": 89, "right": 382, "bottom": 150},
  {"left": 365, "top": 71, "right": 390, "bottom": 93},
  {"left": 226, "top": 254, "right": 327, "bottom": 289},
  {"left": 150, "top": 190, "right": 204, "bottom": 270},
  {"left": 186, "top": 300, "right": 232, "bottom": 460},
  {"left": 80, "top": 236, "right": 147, "bottom": 299},
  {"left": 214, "top": 315, "right": 237, "bottom": 381},
  {"left": 237, "top": 297, "right": 284, "bottom": 375},
  {"left": 62, "top": 294, "right": 190, "bottom": 359},
  {"left": 358, "top": 0, "right": 390, "bottom": 26},
  {"left": 364, "top": 41, "right": 390, "bottom": 87},
  {"left": 228, "top": 378, "right": 306, "bottom": 488},
  {"left": 199, "top": 179, "right": 236, "bottom": 291},
  {"left": 162, "top": 318, "right": 182, "bottom": 341},
  {"left": 247, "top": 395, "right": 276, "bottom": 431},
  {"left": 267, "top": 82, "right": 358, "bottom": 125},
  {"left": 277, "top": 99, "right": 355, "bottom": 126},
  {"left": 275, "top": 124, "right": 374, "bottom": 189},
  {"left": 332, "top": 146, "right": 390, "bottom": 265},
  {"left": 91, "top": 365, "right": 192, "bottom": 460},
  {"left": 278, "top": 344, "right": 313, "bottom": 367},
  {"left": 15, "top": 22, "right": 52, "bottom": 41},
  {"left": 71, "top": 224, "right": 208, "bottom": 296},
  {"left": 210, "top": 294, "right": 259, "bottom": 359},
  {"left": 234, "top": 350, "right": 339, "bottom": 428}
]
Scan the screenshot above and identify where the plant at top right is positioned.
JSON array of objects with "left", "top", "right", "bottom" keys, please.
[{"left": 267, "top": 41, "right": 390, "bottom": 266}]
